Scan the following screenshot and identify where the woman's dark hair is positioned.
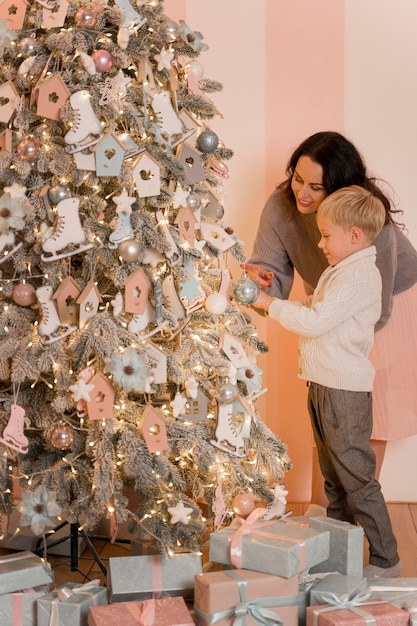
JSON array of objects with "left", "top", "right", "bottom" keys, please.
[{"left": 279, "top": 131, "right": 400, "bottom": 224}]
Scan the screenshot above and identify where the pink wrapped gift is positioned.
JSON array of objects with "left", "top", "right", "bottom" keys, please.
[
  {"left": 306, "top": 593, "right": 409, "bottom": 625},
  {"left": 88, "top": 596, "right": 194, "bottom": 626},
  {"left": 194, "top": 569, "right": 298, "bottom": 626}
]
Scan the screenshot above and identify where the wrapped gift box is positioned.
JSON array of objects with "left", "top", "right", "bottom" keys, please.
[
  {"left": 194, "top": 568, "right": 298, "bottom": 626},
  {"left": 107, "top": 553, "right": 202, "bottom": 602},
  {"left": 37, "top": 580, "right": 108, "bottom": 626},
  {"left": 0, "top": 587, "right": 49, "bottom": 626},
  {"left": 130, "top": 540, "right": 191, "bottom": 557},
  {"left": 298, "top": 573, "right": 332, "bottom": 626},
  {"left": 310, "top": 574, "right": 367, "bottom": 606},
  {"left": 306, "top": 598, "right": 409, "bottom": 625},
  {"left": 88, "top": 596, "right": 194, "bottom": 626},
  {"left": 308, "top": 517, "right": 364, "bottom": 577},
  {"left": 0, "top": 551, "right": 53, "bottom": 595},
  {"left": 366, "top": 578, "right": 417, "bottom": 624},
  {"left": 209, "top": 517, "right": 329, "bottom": 578}
]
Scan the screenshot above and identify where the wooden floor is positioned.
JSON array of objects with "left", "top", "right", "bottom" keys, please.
[{"left": 1, "top": 502, "right": 416, "bottom": 587}]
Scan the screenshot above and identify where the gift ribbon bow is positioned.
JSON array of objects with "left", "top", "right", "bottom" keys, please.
[
  {"left": 194, "top": 570, "right": 298, "bottom": 626},
  {"left": 126, "top": 599, "right": 155, "bottom": 626},
  {"left": 313, "top": 590, "right": 387, "bottom": 626},
  {"left": 229, "top": 508, "right": 306, "bottom": 571},
  {"left": 49, "top": 579, "right": 101, "bottom": 626}
]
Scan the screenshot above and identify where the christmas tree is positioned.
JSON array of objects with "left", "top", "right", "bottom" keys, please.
[{"left": 0, "top": 0, "right": 291, "bottom": 556}]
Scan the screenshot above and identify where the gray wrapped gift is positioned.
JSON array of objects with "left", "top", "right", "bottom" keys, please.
[
  {"left": 308, "top": 516, "right": 364, "bottom": 577},
  {"left": 37, "top": 580, "right": 108, "bottom": 626},
  {"left": 0, "top": 551, "right": 53, "bottom": 595},
  {"left": 107, "top": 553, "right": 202, "bottom": 602},
  {"left": 0, "top": 587, "right": 48, "bottom": 626},
  {"left": 366, "top": 577, "right": 417, "bottom": 623},
  {"left": 209, "top": 518, "right": 329, "bottom": 578},
  {"left": 309, "top": 573, "right": 367, "bottom": 605},
  {"left": 298, "top": 573, "right": 331, "bottom": 626}
]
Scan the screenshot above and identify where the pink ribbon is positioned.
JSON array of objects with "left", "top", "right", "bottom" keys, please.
[
  {"left": 228, "top": 508, "right": 306, "bottom": 571},
  {"left": 150, "top": 555, "right": 163, "bottom": 599},
  {"left": 127, "top": 599, "right": 155, "bottom": 625}
]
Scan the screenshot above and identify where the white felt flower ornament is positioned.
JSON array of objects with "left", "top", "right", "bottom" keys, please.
[
  {"left": 18, "top": 485, "right": 62, "bottom": 535},
  {"left": 106, "top": 346, "right": 153, "bottom": 393},
  {"left": 0, "top": 192, "right": 29, "bottom": 234},
  {"left": 178, "top": 20, "right": 208, "bottom": 53}
]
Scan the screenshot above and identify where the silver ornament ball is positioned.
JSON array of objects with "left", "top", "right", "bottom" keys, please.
[
  {"left": 186, "top": 192, "right": 201, "bottom": 211},
  {"left": 118, "top": 239, "right": 141, "bottom": 262},
  {"left": 217, "top": 382, "right": 238, "bottom": 405},
  {"left": 197, "top": 130, "right": 219, "bottom": 153},
  {"left": 48, "top": 185, "right": 70, "bottom": 204},
  {"left": 232, "top": 273, "right": 260, "bottom": 306},
  {"left": 164, "top": 16, "right": 179, "bottom": 41},
  {"left": 20, "top": 37, "right": 36, "bottom": 56}
]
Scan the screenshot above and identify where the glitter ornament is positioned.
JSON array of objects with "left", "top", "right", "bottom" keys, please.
[
  {"left": 197, "top": 130, "right": 219, "bottom": 153},
  {"left": 205, "top": 292, "right": 228, "bottom": 315},
  {"left": 217, "top": 382, "right": 238, "bottom": 405},
  {"left": 92, "top": 50, "right": 113, "bottom": 73},
  {"left": 51, "top": 423, "right": 74, "bottom": 450},
  {"left": 48, "top": 185, "right": 70, "bottom": 205},
  {"left": 75, "top": 7, "right": 98, "bottom": 28},
  {"left": 17, "top": 138, "right": 40, "bottom": 162},
  {"left": 232, "top": 273, "right": 260, "bottom": 306},
  {"left": 118, "top": 239, "right": 141, "bottom": 262},
  {"left": 232, "top": 492, "right": 256, "bottom": 517},
  {"left": 13, "top": 283, "right": 36, "bottom": 306}
]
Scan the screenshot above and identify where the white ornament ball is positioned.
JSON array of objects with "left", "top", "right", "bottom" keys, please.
[
  {"left": 217, "top": 382, "right": 238, "bottom": 405},
  {"left": 118, "top": 239, "right": 141, "bottom": 262},
  {"left": 205, "top": 292, "right": 228, "bottom": 315},
  {"left": 197, "top": 130, "right": 219, "bottom": 153},
  {"left": 13, "top": 283, "right": 36, "bottom": 306},
  {"left": 232, "top": 493, "right": 256, "bottom": 517},
  {"left": 186, "top": 60, "right": 205, "bottom": 79}
]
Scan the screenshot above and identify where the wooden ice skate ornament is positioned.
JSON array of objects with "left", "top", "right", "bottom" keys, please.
[
  {"left": 113, "top": 0, "right": 147, "bottom": 33},
  {"left": 211, "top": 402, "right": 245, "bottom": 458},
  {"left": 40, "top": 196, "right": 94, "bottom": 261},
  {"left": 64, "top": 90, "right": 103, "bottom": 154},
  {"left": 150, "top": 91, "right": 194, "bottom": 149},
  {"left": 142, "top": 405, "right": 168, "bottom": 453},
  {"left": 36, "top": 285, "right": 77, "bottom": 344},
  {"left": 86, "top": 373, "right": 115, "bottom": 421},
  {"left": 0, "top": 404, "right": 29, "bottom": 454},
  {"left": 109, "top": 188, "right": 135, "bottom": 249}
]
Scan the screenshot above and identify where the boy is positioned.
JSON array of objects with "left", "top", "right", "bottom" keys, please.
[{"left": 252, "top": 185, "right": 401, "bottom": 577}]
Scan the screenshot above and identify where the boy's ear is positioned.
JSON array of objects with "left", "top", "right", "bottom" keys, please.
[{"left": 350, "top": 226, "right": 361, "bottom": 243}]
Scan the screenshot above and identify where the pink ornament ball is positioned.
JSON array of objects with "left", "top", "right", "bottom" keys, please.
[
  {"left": 232, "top": 493, "right": 256, "bottom": 517},
  {"left": 12, "top": 283, "right": 36, "bottom": 307},
  {"left": 75, "top": 7, "right": 98, "bottom": 28},
  {"left": 92, "top": 49, "right": 113, "bottom": 73},
  {"left": 17, "top": 138, "right": 40, "bottom": 162},
  {"left": 51, "top": 423, "right": 74, "bottom": 450}
]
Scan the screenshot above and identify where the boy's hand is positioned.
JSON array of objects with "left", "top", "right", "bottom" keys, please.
[{"left": 252, "top": 289, "right": 274, "bottom": 311}]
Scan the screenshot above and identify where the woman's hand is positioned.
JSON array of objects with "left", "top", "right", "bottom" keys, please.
[{"left": 240, "top": 263, "right": 273, "bottom": 288}]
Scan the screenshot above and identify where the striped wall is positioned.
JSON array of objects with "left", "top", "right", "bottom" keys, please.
[{"left": 163, "top": 0, "right": 417, "bottom": 501}]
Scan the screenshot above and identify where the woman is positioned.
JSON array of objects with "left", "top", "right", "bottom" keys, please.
[{"left": 242, "top": 131, "right": 417, "bottom": 514}]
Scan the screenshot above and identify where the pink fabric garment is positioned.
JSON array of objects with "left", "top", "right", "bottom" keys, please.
[{"left": 370, "top": 282, "right": 417, "bottom": 440}]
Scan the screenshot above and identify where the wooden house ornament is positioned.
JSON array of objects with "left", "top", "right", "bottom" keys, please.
[
  {"left": 144, "top": 342, "right": 167, "bottom": 385},
  {"left": 180, "top": 390, "right": 209, "bottom": 423},
  {"left": 124, "top": 267, "right": 151, "bottom": 315},
  {"left": 73, "top": 149, "right": 96, "bottom": 171},
  {"left": 132, "top": 151, "right": 161, "bottom": 198},
  {"left": 0, "top": 0, "right": 28, "bottom": 30},
  {"left": 76, "top": 280, "right": 102, "bottom": 329},
  {"left": 0, "top": 82, "right": 19, "bottom": 124},
  {"left": 0, "top": 129, "right": 12, "bottom": 154},
  {"left": 93, "top": 132, "right": 126, "bottom": 177},
  {"left": 201, "top": 190, "right": 224, "bottom": 220},
  {"left": 52, "top": 276, "right": 82, "bottom": 325},
  {"left": 86, "top": 372, "right": 115, "bottom": 421},
  {"left": 178, "top": 108, "right": 202, "bottom": 135},
  {"left": 142, "top": 405, "right": 168, "bottom": 453},
  {"left": 175, "top": 205, "right": 197, "bottom": 247},
  {"left": 176, "top": 142, "right": 206, "bottom": 184},
  {"left": 35, "top": 73, "right": 70, "bottom": 122},
  {"left": 41, "top": 0, "right": 69, "bottom": 28},
  {"left": 200, "top": 221, "right": 235, "bottom": 253},
  {"left": 220, "top": 331, "right": 251, "bottom": 369}
]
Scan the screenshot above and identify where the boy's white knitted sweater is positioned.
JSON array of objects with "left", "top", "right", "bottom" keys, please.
[{"left": 268, "top": 246, "right": 381, "bottom": 392}]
